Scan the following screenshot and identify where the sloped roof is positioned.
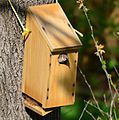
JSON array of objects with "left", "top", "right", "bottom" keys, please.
[{"left": 28, "top": 3, "right": 82, "bottom": 52}]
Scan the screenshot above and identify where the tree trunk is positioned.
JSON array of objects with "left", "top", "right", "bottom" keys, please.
[{"left": 0, "top": 0, "right": 60, "bottom": 120}]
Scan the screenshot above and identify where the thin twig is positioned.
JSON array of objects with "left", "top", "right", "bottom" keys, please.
[
  {"left": 78, "top": 66, "right": 105, "bottom": 116},
  {"left": 86, "top": 110, "right": 97, "bottom": 120},
  {"left": 109, "top": 93, "right": 117, "bottom": 120},
  {"left": 103, "top": 94, "right": 107, "bottom": 107},
  {"left": 76, "top": 1, "right": 119, "bottom": 119},
  {"left": 82, "top": 6, "right": 119, "bottom": 119},
  {"left": 113, "top": 65, "right": 119, "bottom": 77},
  {"left": 84, "top": 100, "right": 109, "bottom": 117},
  {"left": 113, "top": 104, "right": 118, "bottom": 120},
  {"left": 79, "top": 101, "right": 90, "bottom": 120},
  {"left": 82, "top": 6, "right": 113, "bottom": 98}
]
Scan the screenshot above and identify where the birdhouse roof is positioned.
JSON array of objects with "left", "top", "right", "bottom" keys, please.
[{"left": 28, "top": 3, "right": 82, "bottom": 52}]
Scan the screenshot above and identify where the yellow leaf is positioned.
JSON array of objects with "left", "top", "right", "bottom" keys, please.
[
  {"left": 77, "top": 0, "right": 84, "bottom": 9},
  {"left": 97, "top": 44, "right": 104, "bottom": 50}
]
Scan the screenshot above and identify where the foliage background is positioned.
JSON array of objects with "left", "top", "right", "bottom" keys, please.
[{"left": 58, "top": 0, "right": 119, "bottom": 120}]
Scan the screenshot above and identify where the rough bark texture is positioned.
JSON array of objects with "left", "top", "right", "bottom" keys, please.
[{"left": 0, "top": 0, "right": 60, "bottom": 120}]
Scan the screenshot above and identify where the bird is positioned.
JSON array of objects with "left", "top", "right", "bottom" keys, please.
[{"left": 58, "top": 53, "right": 69, "bottom": 64}]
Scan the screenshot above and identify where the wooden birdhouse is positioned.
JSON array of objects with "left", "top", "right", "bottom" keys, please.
[{"left": 22, "top": 3, "right": 82, "bottom": 110}]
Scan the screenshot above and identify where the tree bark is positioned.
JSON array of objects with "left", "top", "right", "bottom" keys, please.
[{"left": 0, "top": 0, "right": 60, "bottom": 120}]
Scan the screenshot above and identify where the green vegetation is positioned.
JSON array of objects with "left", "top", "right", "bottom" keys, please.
[{"left": 59, "top": 0, "right": 119, "bottom": 119}]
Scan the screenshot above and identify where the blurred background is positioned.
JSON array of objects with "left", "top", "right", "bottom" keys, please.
[{"left": 58, "top": 0, "right": 119, "bottom": 120}]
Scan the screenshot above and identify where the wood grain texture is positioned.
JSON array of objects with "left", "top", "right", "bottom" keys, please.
[
  {"left": 43, "top": 52, "right": 78, "bottom": 108},
  {"left": 24, "top": 95, "right": 53, "bottom": 116},
  {"left": 22, "top": 3, "right": 80, "bottom": 109},
  {"left": 28, "top": 3, "right": 82, "bottom": 52},
  {"left": 22, "top": 13, "right": 51, "bottom": 105}
]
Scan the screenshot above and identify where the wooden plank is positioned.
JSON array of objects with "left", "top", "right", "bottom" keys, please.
[
  {"left": 22, "top": 11, "right": 50, "bottom": 104},
  {"left": 24, "top": 95, "right": 53, "bottom": 116},
  {"left": 28, "top": 3, "right": 82, "bottom": 52},
  {"left": 43, "top": 52, "right": 78, "bottom": 108}
]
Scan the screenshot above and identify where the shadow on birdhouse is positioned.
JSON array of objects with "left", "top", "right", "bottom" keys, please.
[{"left": 22, "top": 3, "right": 82, "bottom": 116}]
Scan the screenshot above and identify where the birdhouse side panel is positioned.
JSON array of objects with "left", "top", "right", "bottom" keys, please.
[
  {"left": 42, "top": 52, "right": 78, "bottom": 108},
  {"left": 22, "top": 14, "right": 51, "bottom": 104}
]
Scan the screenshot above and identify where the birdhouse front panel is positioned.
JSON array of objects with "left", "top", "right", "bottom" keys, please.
[
  {"left": 42, "top": 52, "right": 78, "bottom": 108},
  {"left": 22, "top": 3, "right": 82, "bottom": 109}
]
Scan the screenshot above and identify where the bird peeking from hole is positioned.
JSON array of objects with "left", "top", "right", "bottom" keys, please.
[{"left": 58, "top": 53, "right": 69, "bottom": 66}]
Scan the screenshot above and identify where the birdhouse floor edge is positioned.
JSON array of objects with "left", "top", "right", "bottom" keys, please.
[{"left": 23, "top": 94, "right": 53, "bottom": 116}]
